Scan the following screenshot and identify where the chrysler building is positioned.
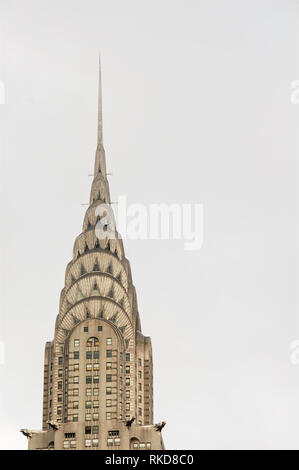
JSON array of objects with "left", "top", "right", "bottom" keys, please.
[{"left": 22, "top": 64, "right": 165, "bottom": 450}]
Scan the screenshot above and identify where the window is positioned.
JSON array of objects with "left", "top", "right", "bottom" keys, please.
[
  {"left": 107, "top": 438, "right": 113, "bottom": 446},
  {"left": 138, "top": 383, "right": 142, "bottom": 391},
  {"left": 138, "top": 395, "right": 142, "bottom": 403},
  {"left": 65, "top": 433, "right": 75, "bottom": 438},
  {"left": 86, "top": 388, "right": 92, "bottom": 396},
  {"left": 86, "top": 401, "right": 92, "bottom": 409},
  {"left": 73, "top": 388, "right": 79, "bottom": 396},
  {"left": 70, "top": 440, "right": 76, "bottom": 449},
  {"left": 106, "top": 412, "right": 112, "bottom": 420},
  {"left": 106, "top": 362, "right": 112, "bottom": 370},
  {"left": 125, "top": 378, "right": 130, "bottom": 386},
  {"left": 138, "top": 371, "right": 142, "bottom": 379},
  {"left": 93, "top": 413, "right": 99, "bottom": 420},
  {"left": 86, "top": 376, "right": 92, "bottom": 384},
  {"left": 106, "top": 338, "right": 112, "bottom": 345},
  {"left": 93, "top": 388, "right": 99, "bottom": 396},
  {"left": 73, "top": 401, "right": 79, "bottom": 409},
  {"left": 57, "top": 406, "right": 62, "bottom": 415},
  {"left": 73, "top": 414, "right": 78, "bottom": 422},
  {"left": 106, "top": 387, "right": 112, "bottom": 395},
  {"left": 125, "top": 366, "right": 130, "bottom": 374},
  {"left": 114, "top": 438, "right": 120, "bottom": 446},
  {"left": 58, "top": 381, "right": 62, "bottom": 390},
  {"left": 85, "top": 439, "right": 91, "bottom": 447},
  {"left": 73, "top": 376, "right": 79, "bottom": 384},
  {"left": 58, "top": 357, "right": 63, "bottom": 365},
  {"left": 63, "top": 440, "right": 70, "bottom": 449},
  {"left": 86, "top": 351, "right": 92, "bottom": 359},
  {"left": 93, "top": 376, "right": 99, "bottom": 384},
  {"left": 146, "top": 443, "right": 151, "bottom": 449},
  {"left": 92, "top": 439, "right": 99, "bottom": 447},
  {"left": 73, "top": 363, "right": 79, "bottom": 371},
  {"left": 58, "top": 394, "right": 62, "bottom": 402},
  {"left": 93, "top": 400, "right": 99, "bottom": 408},
  {"left": 106, "top": 374, "right": 112, "bottom": 382},
  {"left": 139, "top": 408, "right": 142, "bottom": 416},
  {"left": 106, "top": 399, "right": 112, "bottom": 407},
  {"left": 125, "top": 353, "right": 130, "bottom": 362},
  {"left": 84, "top": 327, "right": 88, "bottom": 332},
  {"left": 74, "top": 351, "right": 79, "bottom": 359},
  {"left": 138, "top": 358, "right": 142, "bottom": 367},
  {"left": 85, "top": 414, "right": 92, "bottom": 421},
  {"left": 98, "top": 326, "right": 102, "bottom": 331},
  {"left": 126, "top": 390, "right": 130, "bottom": 399},
  {"left": 85, "top": 426, "right": 91, "bottom": 435},
  {"left": 86, "top": 364, "right": 92, "bottom": 371},
  {"left": 93, "top": 425, "right": 99, "bottom": 433},
  {"left": 93, "top": 363, "right": 99, "bottom": 370},
  {"left": 108, "top": 430, "right": 119, "bottom": 436},
  {"left": 74, "top": 339, "right": 80, "bottom": 348},
  {"left": 125, "top": 403, "right": 130, "bottom": 411},
  {"left": 106, "top": 350, "right": 112, "bottom": 358},
  {"left": 94, "top": 350, "right": 99, "bottom": 359},
  {"left": 87, "top": 337, "right": 99, "bottom": 347}
]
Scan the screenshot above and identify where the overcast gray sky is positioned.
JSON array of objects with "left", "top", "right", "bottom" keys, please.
[{"left": 0, "top": 0, "right": 298, "bottom": 449}]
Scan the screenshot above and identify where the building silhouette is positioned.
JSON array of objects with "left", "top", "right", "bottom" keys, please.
[{"left": 24, "top": 64, "right": 165, "bottom": 450}]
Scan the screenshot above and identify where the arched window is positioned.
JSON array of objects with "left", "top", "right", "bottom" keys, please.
[
  {"left": 86, "top": 337, "right": 99, "bottom": 347},
  {"left": 130, "top": 438, "right": 140, "bottom": 450}
]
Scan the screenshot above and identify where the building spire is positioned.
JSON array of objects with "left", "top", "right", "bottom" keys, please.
[
  {"left": 97, "top": 54, "right": 103, "bottom": 147},
  {"left": 90, "top": 56, "right": 110, "bottom": 204}
]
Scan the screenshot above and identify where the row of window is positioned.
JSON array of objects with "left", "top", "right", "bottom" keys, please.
[
  {"left": 68, "top": 399, "right": 119, "bottom": 409},
  {"left": 60, "top": 363, "right": 138, "bottom": 375},
  {"left": 67, "top": 412, "right": 126, "bottom": 422},
  {"left": 132, "top": 442, "right": 151, "bottom": 450},
  {"left": 85, "top": 439, "right": 99, "bottom": 447},
  {"left": 67, "top": 387, "right": 116, "bottom": 397},
  {"left": 63, "top": 440, "right": 77, "bottom": 449},
  {"left": 69, "top": 351, "right": 131, "bottom": 361},
  {"left": 62, "top": 437, "right": 151, "bottom": 449},
  {"left": 75, "top": 237, "right": 119, "bottom": 260},
  {"left": 85, "top": 426, "right": 99, "bottom": 434},
  {"left": 57, "top": 353, "right": 142, "bottom": 367},
  {"left": 59, "top": 378, "right": 140, "bottom": 390},
  {"left": 107, "top": 438, "right": 121, "bottom": 446}
]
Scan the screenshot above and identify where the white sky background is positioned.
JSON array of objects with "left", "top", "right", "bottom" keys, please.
[{"left": 0, "top": 0, "right": 298, "bottom": 450}]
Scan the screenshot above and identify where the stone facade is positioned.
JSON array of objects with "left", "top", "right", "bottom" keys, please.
[{"left": 25, "top": 65, "right": 164, "bottom": 450}]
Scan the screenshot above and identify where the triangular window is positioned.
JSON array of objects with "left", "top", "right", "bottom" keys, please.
[
  {"left": 108, "top": 287, "right": 114, "bottom": 298},
  {"left": 106, "top": 263, "right": 112, "bottom": 274},
  {"left": 93, "top": 260, "right": 100, "bottom": 271}
]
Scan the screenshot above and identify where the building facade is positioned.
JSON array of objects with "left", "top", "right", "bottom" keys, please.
[{"left": 25, "top": 66, "right": 165, "bottom": 450}]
